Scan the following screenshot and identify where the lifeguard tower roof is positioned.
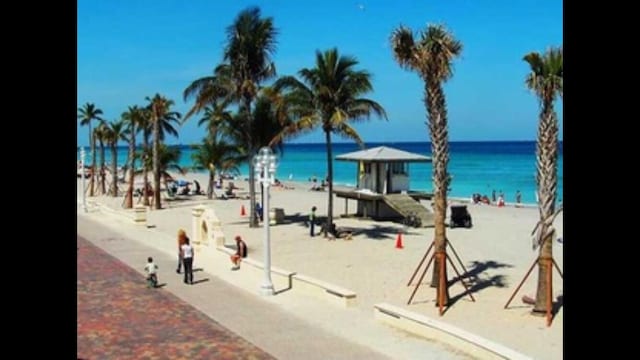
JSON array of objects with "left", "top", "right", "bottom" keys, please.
[{"left": 336, "top": 146, "right": 431, "bottom": 163}]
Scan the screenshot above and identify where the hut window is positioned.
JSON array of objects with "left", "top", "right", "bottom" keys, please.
[{"left": 391, "top": 162, "right": 407, "bottom": 175}]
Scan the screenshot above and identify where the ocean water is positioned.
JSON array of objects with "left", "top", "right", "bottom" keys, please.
[{"left": 77, "top": 141, "right": 563, "bottom": 205}]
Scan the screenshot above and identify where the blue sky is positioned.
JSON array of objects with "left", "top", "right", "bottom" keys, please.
[{"left": 77, "top": 0, "right": 563, "bottom": 146}]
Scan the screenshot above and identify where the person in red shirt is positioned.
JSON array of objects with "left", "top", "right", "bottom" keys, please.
[{"left": 230, "top": 235, "right": 247, "bottom": 270}]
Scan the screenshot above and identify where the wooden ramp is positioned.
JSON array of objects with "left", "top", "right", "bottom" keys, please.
[{"left": 383, "top": 194, "right": 434, "bottom": 227}]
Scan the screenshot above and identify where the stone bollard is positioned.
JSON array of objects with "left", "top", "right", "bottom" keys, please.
[
  {"left": 133, "top": 205, "right": 147, "bottom": 226},
  {"left": 192, "top": 205, "right": 206, "bottom": 252}
]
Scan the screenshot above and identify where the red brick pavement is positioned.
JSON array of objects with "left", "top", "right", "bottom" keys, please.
[{"left": 77, "top": 235, "right": 276, "bottom": 360}]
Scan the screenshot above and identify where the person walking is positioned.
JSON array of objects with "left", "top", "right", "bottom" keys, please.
[
  {"left": 176, "top": 229, "right": 188, "bottom": 273},
  {"left": 180, "top": 237, "right": 195, "bottom": 285}
]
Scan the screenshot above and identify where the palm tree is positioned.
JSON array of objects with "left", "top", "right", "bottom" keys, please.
[
  {"left": 94, "top": 121, "right": 109, "bottom": 195},
  {"left": 196, "top": 100, "right": 233, "bottom": 137},
  {"left": 391, "top": 24, "right": 462, "bottom": 306},
  {"left": 104, "top": 120, "right": 127, "bottom": 197},
  {"left": 272, "top": 48, "right": 387, "bottom": 236},
  {"left": 138, "top": 108, "right": 153, "bottom": 206},
  {"left": 222, "top": 6, "right": 278, "bottom": 227},
  {"left": 78, "top": 103, "right": 103, "bottom": 196},
  {"left": 121, "top": 106, "right": 144, "bottom": 208},
  {"left": 183, "top": 6, "right": 277, "bottom": 226},
  {"left": 523, "top": 46, "right": 563, "bottom": 315},
  {"left": 146, "top": 94, "right": 181, "bottom": 209},
  {"left": 191, "top": 137, "right": 242, "bottom": 199},
  {"left": 139, "top": 144, "right": 185, "bottom": 191}
]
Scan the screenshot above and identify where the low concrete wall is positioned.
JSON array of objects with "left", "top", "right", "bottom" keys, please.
[
  {"left": 373, "top": 303, "right": 532, "bottom": 360},
  {"left": 216, "top": 245, "right": 356, "bottom": 307},
  {"left": 90, "top": 201, "right": 145, "bottom": 225},
  {"left": 292, "top": 274, "right": 357, "bottom": 308}
]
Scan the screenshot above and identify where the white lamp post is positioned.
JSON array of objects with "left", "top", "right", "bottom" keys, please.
[
  {"left": 80, "top": 146, "right": 87, "bottom": 213},
  {"left": 253, "top": 147, "right": 278, "bottom": 296}
]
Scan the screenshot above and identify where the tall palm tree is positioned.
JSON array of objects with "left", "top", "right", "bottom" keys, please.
[
  {"left": 94, "top": 121, "right": 109, "bottom": 195},
  {"left": 78, "top": 103, "right": 103, "bottom": 196},
  {"left": 138, "top": 108, "right": 153, "bottom": 206},
  {"left": 523, "top": 46, "right": 563, "bottom": 315},
  {"left": 272, "top": 48, "right": 387, "bottom": 236},
  {"left": 391, "top": 24, "right": 462, "bottom": 306},
  {"left": 223, "top": 6, "right": 278, "bottom": 227},
  {"left": 191, "top": 137, "right": 242, "bottom": 199},
  {"left": 121, "top": 106, "right": 144, "bottom": 208},
  {"left": 104, "top": 120, "right": 127, "bottom": 197},
  {"left": 183, "top": 6, "right": 277, "bottom": 226},
  {"left": 146, "top": 94, "right": 181, "bottom": 209}
]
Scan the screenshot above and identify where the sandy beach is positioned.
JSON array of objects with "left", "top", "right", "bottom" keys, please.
[{"left": 78, "top": 170, "right": 563, "bottom": 359}]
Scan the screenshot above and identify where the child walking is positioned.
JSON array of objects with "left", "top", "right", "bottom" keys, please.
[{"left": 144, "top": 257, "right": 159, "bottom": 288}]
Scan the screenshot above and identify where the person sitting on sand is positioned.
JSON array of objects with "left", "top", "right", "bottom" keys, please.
[
  {"left": 180, "top": 183, "right": 191, "bottom": 195},
  {"left": 225, "top": 181, "right": 240, "bottom": 197}
]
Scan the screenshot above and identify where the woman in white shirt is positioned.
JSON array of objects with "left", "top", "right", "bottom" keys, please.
[{"left": 180, "top": 237, "right": 195, "bottom": 285}]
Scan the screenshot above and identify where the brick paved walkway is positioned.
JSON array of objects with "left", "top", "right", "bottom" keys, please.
[{"left": 77, "top": 235, "right": 276, "bottom": 360}]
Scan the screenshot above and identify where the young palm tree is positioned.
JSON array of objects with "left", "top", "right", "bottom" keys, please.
[
  {"left": 391, "top": 24, "right": 462, "bottom": 305},
  {"left": 191, "top": 137, "right": 242, "bottom": 199},
  {"left": 77, "top": 103, "right": 103, "bottom": 196},
  {"left": 523, "top": 46, "right": 563, "bottom": 315},
  {"left": 146, "top": 94, "right": 181, "bottom": 209},
  {"left": 94, "top": 121, "right": 109, "bottom": 195},
  {"left": 104, "top": 120, "right": 127, "bottom": 197},
  {"left": 272, "top": 48, "right": 387, "bottom": 236},
  {"left": 121, "top": 106, "right": 144, "bottom": 208},
  {"left": 139, "top": 144, "right": 185, "bottom": 191}
]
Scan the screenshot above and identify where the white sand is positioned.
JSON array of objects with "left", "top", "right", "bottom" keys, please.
[{"left": 79, "top": 170, "right": 563, "bottom": 359}]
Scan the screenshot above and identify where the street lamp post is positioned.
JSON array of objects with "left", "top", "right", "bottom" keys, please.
[
  {"left": 253, "top": 147, "right": 278, "bottom": 296},
  {"left": 81, "top": 147, "right": 87, "bottom": 212}
]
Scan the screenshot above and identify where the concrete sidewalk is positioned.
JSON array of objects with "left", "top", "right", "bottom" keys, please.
[
  {"left": 78, "top": 215, "right": 396, "bottom": 360},
  {"left": 77, "top": 200, "right": 473, "bottom": 360}
]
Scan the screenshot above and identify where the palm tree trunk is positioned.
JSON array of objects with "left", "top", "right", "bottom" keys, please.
[
  {"left": 111, "top": 144, "right": 118, "bottom": 197},
  {"left": 152, "top": 113, "right": 162, "bottom": 209},
  {"left": 426, "top": 83, "right": 451, "bottom": 306},
  {"left": 99, "top": 139, "right": 106, "bottom": 195},
  {"left": 207, "top": 170, "right": 215, "bottom": 199},
  {"left": 533, "top": 105, "right": 559, "bottom": 314},
  {"left": 324, "top": 129, "right": 334, "bottom": 238},
  {"left": 143, "top": 133, "right": 150, "bottom": 206},
  {"left": 89, "top": 123, "right": 95, "bottom": 196},
  {"left": 244, "top": 98, "right": 258, "bottom": 228},
  {"left": 125, "top": 124, "right": 135, "bottom": 208}
]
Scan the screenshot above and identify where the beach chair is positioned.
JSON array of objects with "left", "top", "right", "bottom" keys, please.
[{"left": 449, "top": 205, "right": 472, "bottom": 228}]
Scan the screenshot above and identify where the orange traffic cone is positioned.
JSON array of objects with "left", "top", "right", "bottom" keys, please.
[
  {"left": 240, "top": 205, "right": 246, "bottom": 216},
  {"left": 395, "top": 231, "right": 404, "bottom": 249}
]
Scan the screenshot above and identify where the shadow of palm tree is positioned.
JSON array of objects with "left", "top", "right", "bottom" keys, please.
[
  {"left": 360, "top": 225, "right": 405, "bottom": 240},
  {"left": 449, "top": 260, "right": 513, "bottom": 286},
  {"left": 443, "top": 260, "right": 513, "bottom": 310},
  {"left": 551, "top": 294, "right": 563, "bottom": 320}
]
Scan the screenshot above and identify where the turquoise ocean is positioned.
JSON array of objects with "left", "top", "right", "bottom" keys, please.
[{"left": 77, "top": 141, "right": 563, "bottom": 205}]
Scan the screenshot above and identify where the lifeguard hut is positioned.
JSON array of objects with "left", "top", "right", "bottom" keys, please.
[{"left": 334, "top": 146, "right": 434, "bottom": 227}]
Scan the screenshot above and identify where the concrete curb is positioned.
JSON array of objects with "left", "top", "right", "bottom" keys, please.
[{"left": 373, "top": 303, "right": 533, "bottom": 360}]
